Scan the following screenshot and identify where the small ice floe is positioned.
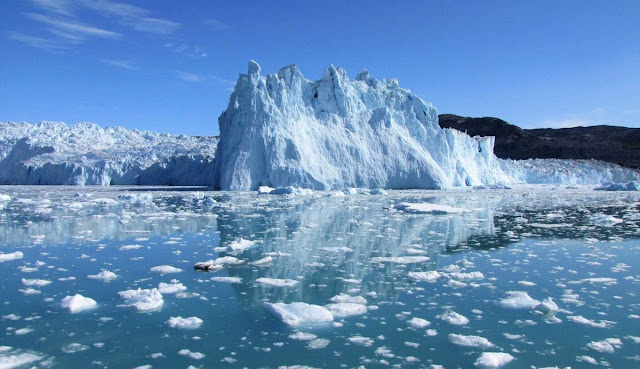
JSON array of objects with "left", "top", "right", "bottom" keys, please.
[
  {"left": 395, "top": 203, "right": 469, "bottom": 214},
  {"left": 178, "top": 349, "right": 205, "bottom": 360},
  {"left": 249, "top": 256, "right": 272, "bottom": 266},
  {"left": 15, "top": 328, "right": 33, "bottom": 335},
  {"left": 203, "top": 197, "right": 216, "bottom": 205},
  {"left": 534, "top": 298, "right": 559, "bottom": 314},
  {"left": 194, "top": 256, "right": 244, "bottom": 271},
  {"left": 586, "top": 339, "right": 621, "bottom": 353},
  {"left": 0, "top": 194, "right": 11, "bottom": 202},
  {"left": 473, "top": 352, "right": 514, "bottom": 368},
  {"left": 594, "top": 181, "right": 640, "bottom": 191},
  {"left": 157, "top": 280, "right": 187, "bottom": 294},
  {"left": 61, "top": 343, "right": 90, "bottom": 354},
  {"left": 257, "top": 186, "right": 275, "bottom": 194},
  {"left": 289, "top": 332, "right": 317, "bottom": 341},
  {"left": 440, "top": 311, "right": 469, "bottom": 326},
  {"left": 576, "top": 355, "right": 599, "bottom": 365},
  {"left": 150, "top": 265, "right": 182, "bottom": 274},
  {"left": 407, "top": 317, "right": 431, "bottom": 329},
  {"left": 269, "top": 187, "right": 313, "bottom": 195},
  {"left": 306, "top": 338, "right": 330, "bottom": 350},
  {"left": 118, "top": 288, "right": 163, "bottom": 312},
  {"left": 408, "top": 271, "right": 441, "bottom": 282},
  {"left": 227, "top": 238, "right": 257, "bottom": 253},
  {"left": 120, "top": 244, "right": 144, "bottom": 250},
  {"left": 448, "top": 271, "right": 484, "bottom": 281},
  {"left": 21, "top": 278, "right": 51, "bottom": 287},
  {"left": 0, "top": 251, "right": 23, "bottom": 263},
  {"left": 166, "top": 316, "right": 203, "bottom": 329},
  {"left": 91, "top": 198, "right": 119, "bottom": 206},
  {"left": 589, "top": 214, "right": 623, "bottom": 226},
  {"left": 567, "top": 315, "right": 612, "bottom": 328},
  {"left": 348, "top": 336, "right": 374, "bottom": 346},
  {"left": 499, "top": 291, "right": 540, "bottom": 309},
  {"left": 256, "top": 278, "right": 298, "bottom": 287},
  {"left": 370, "top": 189, "right": 388, "bottom": 195},
  {"left": 328, "top": 294, "right": 366, "bottom": 304},
  {"left": 211, "top": 276, "right": 242, "bottom": 283},
  {"left": 118, "top": 193, "right": 153, "bottom": 204},
  {"left": 87, "top": 270, "right": 117, "bottom": 282},
  {"left": 0, "top": 347, "right": 45, "bottom": 368},
  {"left": 324, "top": 303, "right": 367, "bottom": 319},
  {"left": 371, "top": 256, "right": 430, "bottom": 264},
  {"left": 449, "top": 334, "right": 494, "bottom": 349},
  {"left": 263, "top": 302, "right": 334, "bottom": 326},
  {"left": 61, "top": 294, "right": 97, "bottom": 313},
  {"left": 321, "top": 246, "right": 353, "bottom": 253}
]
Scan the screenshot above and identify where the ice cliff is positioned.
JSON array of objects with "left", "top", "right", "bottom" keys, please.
[
  {"left": 213, "top": 61, "right": 511, "bottom": 190},
  {"left": 0, "top": 121, "right": 218, "bottom": 185}
]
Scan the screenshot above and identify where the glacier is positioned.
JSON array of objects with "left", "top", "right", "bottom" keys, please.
[
  {"left": 213, "top": 61, "right": 639, "bottom": 190},
  {"left": 1, "top": 62, "right": 638, "bottom": 188},
  {"left": 0, "top": 121, "right": 218, "bottom": 185}
]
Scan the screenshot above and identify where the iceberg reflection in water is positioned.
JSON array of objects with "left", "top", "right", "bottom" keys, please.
[{"left": 0, "top": 186, "right": 638, "bottom": 368}]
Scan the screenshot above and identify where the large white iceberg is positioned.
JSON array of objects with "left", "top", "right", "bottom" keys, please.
[{"left": 213, "top": 60, "right": 510, "bottom": 190}]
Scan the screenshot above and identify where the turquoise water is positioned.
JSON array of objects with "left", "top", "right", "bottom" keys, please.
[{"left": 0, "top": 186, "right": 639, "bottom": 368}]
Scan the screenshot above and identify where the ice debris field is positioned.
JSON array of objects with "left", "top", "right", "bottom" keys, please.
[{"left": 0, "top": 185, "right": 639, "bottom": 368}]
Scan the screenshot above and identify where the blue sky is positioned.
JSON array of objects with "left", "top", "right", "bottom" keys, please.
[{"left": 1, "top": 0, "right": 639, "bottom": 135}]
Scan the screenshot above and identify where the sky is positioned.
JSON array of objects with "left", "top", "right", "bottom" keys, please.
[{"left": 1, "top": 0, "right": 639, "bottom": 135}]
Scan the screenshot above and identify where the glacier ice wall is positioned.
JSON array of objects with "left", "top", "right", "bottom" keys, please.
[
  {"left": 0, "top": 121, "right": 218, "bottom": 185},
  {"left": 501, "top": 158, "right": 639, "bottom": 185},
  {"left": 213, "top": 61, "right": 511, "bottom": 190}
]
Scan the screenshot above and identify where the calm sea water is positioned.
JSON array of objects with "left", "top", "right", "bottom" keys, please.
[{"left": 0, "top": 186, "right": 638, "bottom": 368}]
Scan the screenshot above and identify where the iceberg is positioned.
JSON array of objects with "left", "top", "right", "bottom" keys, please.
[{"left": 213, "top": 61, "right": 510, "bottom": 190}]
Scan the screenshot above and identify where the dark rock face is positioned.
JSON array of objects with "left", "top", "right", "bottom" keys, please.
[{"left": 439, "top": 114, "right": 640, "bottom": 170}]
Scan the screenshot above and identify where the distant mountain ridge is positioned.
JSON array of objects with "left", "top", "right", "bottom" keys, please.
[{"left": 439, "top": 114, "right": 640, "bottom": 170}]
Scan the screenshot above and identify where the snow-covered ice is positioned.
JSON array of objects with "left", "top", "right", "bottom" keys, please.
[
  {"left": 263, "top": 302, "right": 334, "bottom": 326},
  {"left": 60, "top": 294, "right": 97, "bottom": 313},
  {"left": 118, "top": 288, "right": 164, "bottom": 312},
  {"left": 166, "top": 316, "right": 203, "bottom": 329}
]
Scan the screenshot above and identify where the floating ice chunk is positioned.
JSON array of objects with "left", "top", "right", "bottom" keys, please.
[
  {"left": 586, "top": 340, "right": 615, "bottom": 353},
  {"left": 227, "top": 238, "right": 257, "bottom": 253},
  {"left": 118, "top": 288, "right": 164, "bottom": 312},
  {"left": 3, "top": 314, "right": 20, "bottom": 321},
  {"left": 449, "top": 334, "right": 494, "bottom": 349},
  {"left": 534, "top": 298, "right": 559, "bottom": 314},
  {"left": 61, "top": 343, "right": 90, "bottom": 353},
  {"left": 589, "top": 214, "right": 623, "bottom": 226},
  {"left": 348, "top": 336, "right": 374, "bottom": 346},
  {"left": 370, "top": 189, "right": 388, "bottom": 195},
  {"left": 408, "top": 271, "right": 441, "bottom": 282},
  {"left": 166, "top": 316, "right": 203, "bottom": 329},
  {"left": 250, "top": 256, "right": 272, "bottom": 265},
  {"left": 448, "top": 271, "right": 484, "bottom": 281},
  {"left": 195, "top": 256, "right": 245, "bottom": 272},
  {"left": 203, "top": 197, "right": 216, "bottom": 205},
  {"left": 211, "top": 276, "right": 242, "bottom": 283},
  {"left": 178, "top": 349, "right": 205, "bottom": 359},
  {"left": 256, "top": 278, "right": 298, "bottom": 287},
  {"left": 440, "top": 311, "right": 469, "bottom": 325},
  {"left": 0, "top": 251, "right": 23, "bottom": 263},
  {"left": 257, "top": 186, "right": 275, "bottom": 194},
  {"left": 269, "top": 187, "right": 314, "bottom": 196},
  {"left": 150, "top": 265, "right": 182, "bottom": 274},
  {"left": 575, "top": 277, "right": 617, "bottom": 285},
  {"left": 120, "top": 244, "right": 144, "bottom": 250},
  {"left": 263, "top": 302, "right": 334, "bottom": 326},
  {"left": 21, "top": 278, "right": 51, "bottom": 287},
  {"left": 306, "top": 339, "right": 330, "bottom": 350},
  {"left": 18, "top": 288, "right": 40, "bottom": 295},
  {"left": 158, "top": 280, "right": 187, "bottom": 294},
  {"left": 193, "top": 261, "right": 223, "bottom": 272},
  {"left": 0, "top": 194, "right": 11, "bottom": 202},
  {"left": 87, "top": 270, "right": 117, "bottom": 282},
  {"left": 324, "top": 303, "right": 367, "bottom": 318},
  {"left": 321, "top": 246, "right": 353, "bottom": 253},
  {"left": 595, "top": 181, "right": 640, "bottom": 191},
  {"left": 407, "top": 317, "right": 431, "bottom": 329},
  {"left": 0, "top": 347, "right": 44, "bottom": 368},
  {"left": 395, "top": 203, "right": 469, "bottom": 214},
  {"left": 92, "top": 198, "right": 118, "bottom": 206},
  {"left": 371, "top": 256, "right": 430, "bottom": 264},
  {"left": 474, "top": 352, "right": 514, "bottom": 368},
  {"left": 288, "top": 332, "right": 317, "bottom": 341},
  {"left": 567, "top": 315, "right": 611, "bottom": 328},
  {"left": 329, "top": 294, "right": 367, "bottom": 305},
  {"left": 61, "top": 294, "right": 97, "bottom": 313},
  {"left": 499, "top": 291, "right": 540, "bottom": 309},
  {"left": 15, "top": 328, "right": 33, "bottom": 335}
]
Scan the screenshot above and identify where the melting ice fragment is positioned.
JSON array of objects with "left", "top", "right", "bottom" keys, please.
[
  {"left": 498, "top": 291, "right": 540, "bottom": 309},
  {"left": 474, "top": 352, "right": 514, "bottom": 368},
  {"left": 166, "top": 316, "right": 203, "bottom": 329},
  {"left": 449, "top": 334, "right": 494, "bottom": 349},
  {"left": 263, "top": 302, "right": 334, "bottom": 326},
  {"left": 87, "top": 270, "right": 117, "bottom": 282},
  {"left": 60, "top": 294, "right": 97, "bottom": 313},
  {"left": 395, "top": 203, "right": 470, "bottom": 214},
  {"left": 255, "top": 278, "right": 298, "bottom": 287},
  {"left": 150, "top": 265, "right": 182, "bottom": 274},
  {"left": 118, "top": 288, "right": 164, "bottom": 312},
  {"left": 0, "top": 251, "right": 23, "bottom": 263}
]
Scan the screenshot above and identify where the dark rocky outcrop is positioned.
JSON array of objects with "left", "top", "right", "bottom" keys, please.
[{"left": 439, "top": 114, "right": 640, "bottom": 170}]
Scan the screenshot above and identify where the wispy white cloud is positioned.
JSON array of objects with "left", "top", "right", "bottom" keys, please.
[
  {"left": 27, "top": 13, "right": 121, "bottom": 39},
  {"left": 7, "top": 31, "right": 68, "bottom": 52},
  {"left": 164, "top": 42, "right": 208, "bottom": 58},
  {"left": 538, "top": 119, "right": 596, "bottom": 129},
  {"left": 102, "top": 59, "right": 138, "bottom": 70},
  {"left": 204, "top": 19, "right": 230, "bottom": 30},
  {"left": 177, "top": 71, "right": 202, "bottom": 82}
]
